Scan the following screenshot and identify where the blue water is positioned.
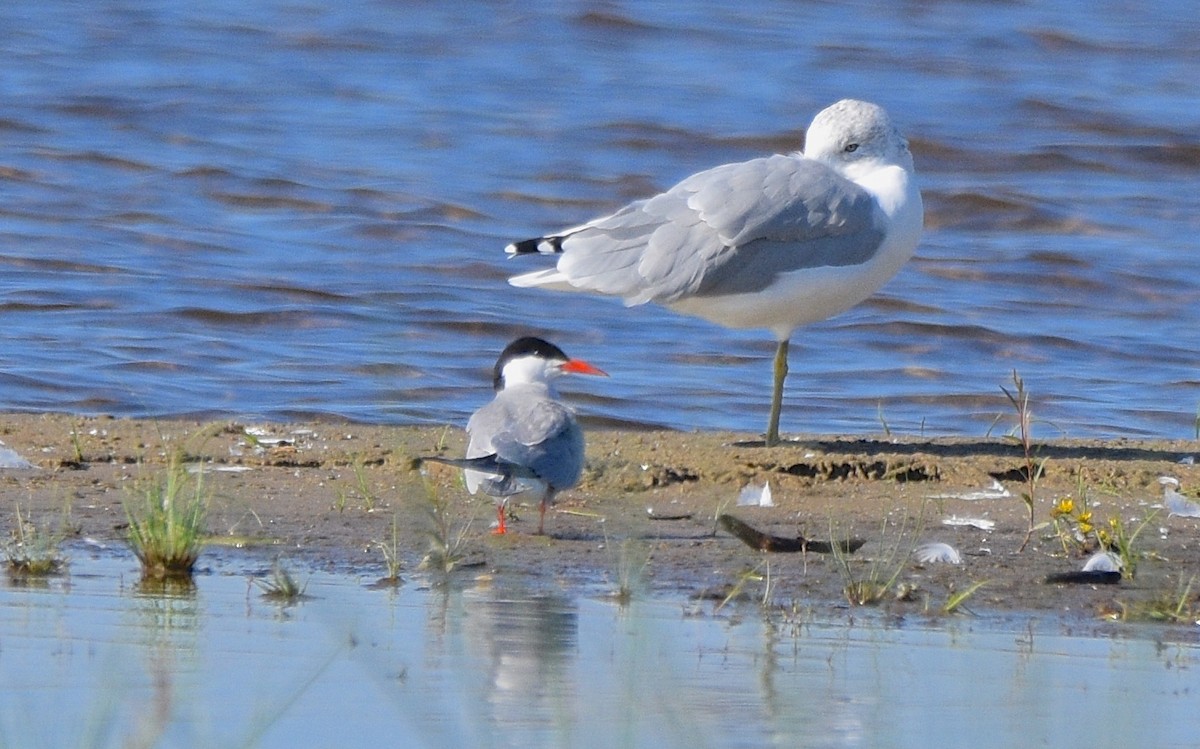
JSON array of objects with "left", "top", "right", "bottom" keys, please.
[
  {"left": 1, "top": 550, "right": 1198, "bottom": 749},
  {"left": 1, "top": 1, "right": 1198, "bottom": 438}
]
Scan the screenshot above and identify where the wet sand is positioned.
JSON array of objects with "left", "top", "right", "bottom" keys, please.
[{"left": 2, "top": 413, "right": 1198, "bottom": 628}]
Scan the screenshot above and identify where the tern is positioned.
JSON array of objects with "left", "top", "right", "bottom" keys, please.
[
  {"left": 506, "top": 99, "right": 923, "bottom": 445},
  {"left": 423, "top": 337, "right": 606, "bottom": 535}
]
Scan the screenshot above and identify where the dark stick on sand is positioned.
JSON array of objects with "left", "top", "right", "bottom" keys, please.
[{"left": 718, "top": 514, "right": 866, "bottom": 554}]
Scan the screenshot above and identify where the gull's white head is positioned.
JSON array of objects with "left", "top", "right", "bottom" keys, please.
[{"left": 802, "top": 99, "right": 914, "bottom": 178}]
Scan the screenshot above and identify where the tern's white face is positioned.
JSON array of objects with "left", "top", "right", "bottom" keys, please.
[
  {"left": 802, "top": 99, "right": 913, "bottom": 179},
  {"left": 497, "top": 354, "right": 565, "bottom": 390}
]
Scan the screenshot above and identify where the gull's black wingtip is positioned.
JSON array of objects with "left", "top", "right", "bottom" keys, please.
[
  {"left": 505, "top": 235, "right": 565, "bottom": 255},
  {"left": 506, "top": 237, "right": 541, "bottom": 255}
]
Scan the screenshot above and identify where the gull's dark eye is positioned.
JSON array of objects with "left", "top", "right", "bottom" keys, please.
[{"left": 843, "top": 143, "right": 859, "bottom": 153}]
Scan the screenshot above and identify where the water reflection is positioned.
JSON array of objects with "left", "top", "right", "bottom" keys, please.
[
  {"left": 416, "top": 585, "right": 578, "bottom": 745},
  {"left": 0, "top": 554, "right": 1198, "bottom": 747},
  {"left": 130, "top": 578, "right": 201, "bottom": 653},
  {"left": 465, "top": 591, "right": 577, "bottom": 732}
]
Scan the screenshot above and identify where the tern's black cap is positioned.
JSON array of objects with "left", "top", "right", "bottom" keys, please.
[{"left": 493, "top": 337, "right": 569, "bottom": 390}]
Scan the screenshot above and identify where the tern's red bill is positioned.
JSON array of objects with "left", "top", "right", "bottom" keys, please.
[{"left": 560, "top": 359, "right": 607, "bottom": 377}]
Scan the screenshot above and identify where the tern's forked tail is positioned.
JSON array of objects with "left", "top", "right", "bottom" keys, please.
[{"left": 418, "top": 454, "right": 539, "bottom": 481}]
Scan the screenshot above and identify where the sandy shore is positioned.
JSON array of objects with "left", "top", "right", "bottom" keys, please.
[{"left": 2, "top": 413, "right": 1198, "bottom": 628}]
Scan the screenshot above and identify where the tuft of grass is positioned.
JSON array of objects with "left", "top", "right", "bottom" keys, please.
[
  {"left": 69, "top": 421, "right": 86, "bottom": 465},
  {"left": 5, "top": 504, "right": 67, "bottom": 578},
  {"left": 1000, "top": 370, "right": 1047, "bottom": 552},
  {"left": 716, "top": 561, "right": 769, "bottom": 612},
  {"left": 763, "top": 599, "right": 815, "bottom": 639},
  {"left": 1112, "top": 576, "right": 1198, "bottom": 624},
  {"left": 125, "top": 453, "right": 208, "bottom": 581},
  {"left": 877, "top": 400, "right": 892, "bottom": 438},
  {"left": 374, "top": 513, "right": 404, "bottom": 583},
  {"left": 254, "top": 560, "right": 309, "bottom": 603},
  {"left": 1100, "top": 510, "right": 1158, "bottom": 580},
  {"left": 941, "top": 580, "right": 988, "bottom": 615},
  {"left": 433, "top": 425, "right": 452, "bottom": 454},
  {"left": 842, "top": 576, "right": 899, "bottom": 606},
  {"left": 710, "top": 491, "right": 735, "bottom": 537},
  {"left": 608, "top": 537, "right": 652, "bottom": 606},
  {"left": 830, "top": 513, "right": 918, "bottom": 606},
  {"left": 332, "top": 455, "right": 378, "bottom": 513},
  {"left": 350, "top": 457, "right": 377, "bottom": 511},
  {"left": 417, "top": 475, "right": 474, "bottom": 576}
]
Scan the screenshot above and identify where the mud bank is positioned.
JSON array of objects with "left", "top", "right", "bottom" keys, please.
[{"left": 2, "top": 413, "right": 1198, "bottom": 630}]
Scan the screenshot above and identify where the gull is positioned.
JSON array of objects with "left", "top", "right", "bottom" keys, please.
[
  {"left": 423, "top": 337, "right": 606, "bottom": 534},
  {"left": 506, "top": 99, "right": 922, "bottom": 445}
]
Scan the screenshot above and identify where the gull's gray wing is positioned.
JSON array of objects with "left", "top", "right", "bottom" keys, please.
[
  {"left": 553, "top": 154, "right": 887, "bottom": 304},
  {"left": 465, "top": 386, "right": 584, "bottom": 491}
]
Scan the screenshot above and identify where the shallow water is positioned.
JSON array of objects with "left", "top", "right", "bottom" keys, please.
[
  {"left": 1, "top": 2, "right": 1198, "bottom": 438},
  {"left": 1, "top": 548, "right": 1198, "bottom": 748}
]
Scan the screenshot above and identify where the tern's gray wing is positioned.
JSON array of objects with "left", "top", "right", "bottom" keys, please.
[
  {"left": 465, "top": 387, "right": 585, "bottom": 491},
  {"left": 553, "top": 154, "right": 887, "bottom": 303}
]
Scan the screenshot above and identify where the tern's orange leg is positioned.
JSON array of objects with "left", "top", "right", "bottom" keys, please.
[{"left": 492, "top": 503, "right": 507, "bottom": 535}]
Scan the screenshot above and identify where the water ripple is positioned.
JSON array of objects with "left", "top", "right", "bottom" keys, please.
[{"left": 0, "top": 1, "right": 1195, "bottom": 439}]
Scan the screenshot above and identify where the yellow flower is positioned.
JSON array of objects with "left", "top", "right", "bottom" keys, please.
[{"left": 1051, "top": 497, "right": 1074, "bottom": 518}]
